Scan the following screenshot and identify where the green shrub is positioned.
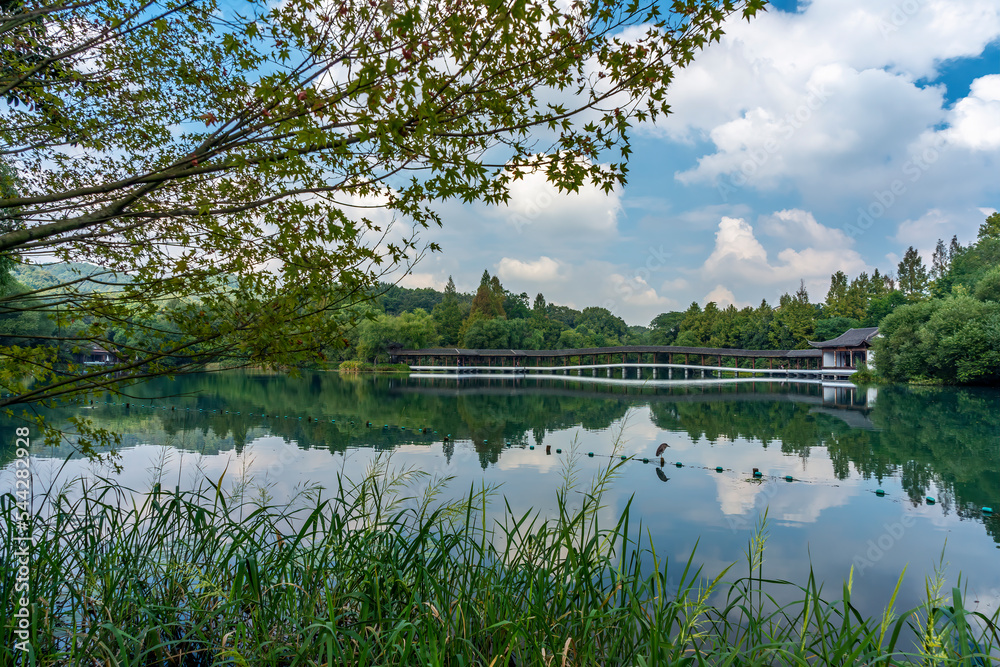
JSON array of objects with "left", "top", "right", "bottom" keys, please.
[
  {"left": 851, "top": 359, "right": 879, "bottom": 385},
  {"left": 339, "top": 359, "right": 374, "bottom": 372},
  {"left": 873, "top": 296, "right": 1000, "bottom": 384},
  {"left": 339, "top": 360, "right": 409, "bottom": 373}
]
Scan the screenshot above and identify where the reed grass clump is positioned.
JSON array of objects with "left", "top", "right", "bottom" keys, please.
[
  {"left": 337, "top": 361, "right": 410, "bottom": 373},
  {"left": 2, "top": 454, "right": 998, "bottom": 666}
]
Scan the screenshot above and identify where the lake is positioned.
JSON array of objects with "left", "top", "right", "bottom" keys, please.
[{"left": 4, "top": 370, "right": 1000, "bottom": 623}]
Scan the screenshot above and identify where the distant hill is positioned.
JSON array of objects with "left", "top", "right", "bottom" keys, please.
[{"left": 12, "top": 262, "right": 132, "bottom": 293}]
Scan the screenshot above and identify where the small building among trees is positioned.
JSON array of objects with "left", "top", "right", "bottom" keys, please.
[
  {"left": 78, "top": 345, "right": 122, "bottom": 366},
  {"left": 809, "top": 327, "right": 879, "bottom": 371}
]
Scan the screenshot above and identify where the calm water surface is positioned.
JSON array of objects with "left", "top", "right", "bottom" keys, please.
[{"left": 4, "top": 371, "right": 999, "bottom": 621}]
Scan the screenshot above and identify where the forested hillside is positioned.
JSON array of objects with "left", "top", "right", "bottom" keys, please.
[
  {"left": 348, "top": 214, "right": 1000, "bottom": 385},
  {"left": 3, "top": 214, "right": 998, "bottom": 384}
]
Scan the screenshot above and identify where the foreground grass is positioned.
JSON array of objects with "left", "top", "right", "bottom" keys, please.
[{"left": 2, "top": 454, "right": 998, "bottom": 666}]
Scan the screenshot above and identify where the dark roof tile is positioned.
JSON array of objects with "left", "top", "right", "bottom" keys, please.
[{"left": 808, "top": 327, "right": 879, "bottom": 348}]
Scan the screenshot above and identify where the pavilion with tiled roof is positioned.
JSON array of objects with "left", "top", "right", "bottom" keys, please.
[{"left": 808, "top": 327, "right": 879, "bottom": 371}]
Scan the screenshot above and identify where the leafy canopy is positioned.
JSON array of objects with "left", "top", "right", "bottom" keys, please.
[{"left": 0, "top": 0, "right": 765, "bottom": 411}]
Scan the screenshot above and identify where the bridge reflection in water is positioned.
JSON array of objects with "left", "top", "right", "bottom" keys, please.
[{"left": 404, "top": 371, "right": 878, "bottom": 430}]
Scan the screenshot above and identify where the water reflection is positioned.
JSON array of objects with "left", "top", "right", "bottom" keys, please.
[
  {"left": 4, "top": 371, "right": 1000, "bottom": 625},
  {"left": 4, "top": 374, "right": 998, "bottom": 541}
]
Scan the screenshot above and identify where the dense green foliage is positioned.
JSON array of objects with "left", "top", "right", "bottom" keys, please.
[
  {"left": 872, "top": 218, "right": 1000, "bottom": 384},
  {"left": 874, "top": 297, "right": 1000, "bottom": 384},
  {"left": 2, "top": 0, "right": 768, "bottom": 410}
]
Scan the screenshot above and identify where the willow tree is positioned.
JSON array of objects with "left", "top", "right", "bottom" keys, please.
[{"left": 1, "top": 0, "right": 765, "bottom": 413}]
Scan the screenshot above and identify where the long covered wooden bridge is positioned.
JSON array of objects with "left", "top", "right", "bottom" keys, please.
[{"left": 390, "top": 345, "right": 852, "bottom": 379}]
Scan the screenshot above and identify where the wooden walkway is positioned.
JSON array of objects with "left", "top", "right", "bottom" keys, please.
[{"left": 392, "top": 345, "right": 856, "bottom": 380}]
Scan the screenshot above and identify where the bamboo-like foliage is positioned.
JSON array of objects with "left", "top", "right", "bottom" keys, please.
[{"left": 2, "top": 453, "right": 998, "bottom": 665}]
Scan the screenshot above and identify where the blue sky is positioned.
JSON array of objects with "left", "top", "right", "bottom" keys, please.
[{"left": 396, "top": 0, "right": 1000, "bottom": 326}]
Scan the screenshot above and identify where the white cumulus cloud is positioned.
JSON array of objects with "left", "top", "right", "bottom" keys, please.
[
  {"left": 496, "top": 256, "right": 564, "bottom": 282},
  {"left": 943, "top": 75, "right": 1000, "bottom": 151},
  {"left": 699, "top": 211, "right": 868, "bottom": 301}
]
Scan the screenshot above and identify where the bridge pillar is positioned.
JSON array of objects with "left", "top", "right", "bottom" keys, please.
[
  {"left": 592, "top": 368, "right": 596, "bottom": 377},
  {"left": 701, "top": 370, "right": 706, "bottom": 378},
  {"left": 652, "top": 368, "right": 657, "bottom": 379},
  {"left": 668, "top": 368, "right": 673, "bottom": 379},
  {"left": 684, "top": 368, "right": 689, "bottom": 378},
  {"left": 577, "top": 369, "right": 582, "bottom": 376},
  {"left": 607, "top": 367, "right": 612, "bottom": 378}
]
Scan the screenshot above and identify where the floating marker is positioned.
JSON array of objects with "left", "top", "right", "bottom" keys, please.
[
  {"left": 675, "top": 462, "right": 683, "bottom": 468},
  {"left": 621, "top": 455, "right": 627, "bottom": 461},
  {"left": 784, "top": 475, "right": 794, "bottom": 482},
  {"left": 642, "top": 458, "right": 649, "bottom": 464},
  {"left": 926, "top": 497, "right": 936, "bottom": 504},
  {"left": 529, "top": 445, "right": 534, "bottom": 450},
  {"left": 875, "top": 489, "right": 886, "bottom": 497},
  {"left": 715, "top": 466, "right": 724, "bottom": 473},
  {"left": 984, "top": 507, "right": 994, "bottom": 514},
  {"left": 753, "top": 471, "right": 762, "bottom": 478},
  {"left": 555, "top": 448, "right": 562, "bottom": 454}
]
